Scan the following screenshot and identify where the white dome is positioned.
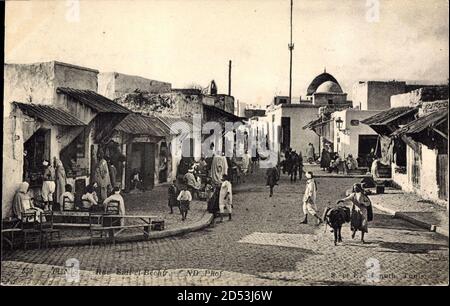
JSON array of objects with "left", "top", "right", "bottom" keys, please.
[{"left": 315, "top": 81, "right": 343, "bottom": 94}]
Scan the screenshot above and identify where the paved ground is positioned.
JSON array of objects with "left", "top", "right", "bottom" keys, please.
[
  {"left": 369, "top": 188, "right": 448, "bottom": 233},
  {"left": 1, "top": 168, "right": 448, "bottom": 285}
]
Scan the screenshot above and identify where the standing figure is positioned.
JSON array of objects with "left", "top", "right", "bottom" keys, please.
[
  {"left": 300, "top": 172, "right": 323, "bottom": 225},
  {"left": 94, "top": 151, "right": 111, "bottom": 202},
  {"left": 285, "top": 148, "right": 293, "bottom": 176},
  {"left": 207, "top": 183, "right": 221, "bottom": 225},
  {"left": 108, "top": 161, "right": 118, "bottom": 189},
  {"left": 290, "top": 151, "right": 299, "bottom": 182},
  {"left": 306, "top": 143, "right": 316, "bottom": 163},
  {"left": 168, "top": 180, "right": 180, "bottom": 214},
  {"left": 54, "top": 158, "right": 67, "bottom": 209},
  {"left": 210, "top": 153, "right": 228, "bottom": 185},
  {"left": 177, "top": 185, "right": 192, "bottom": 221},
  {"left": 241, "top": 150, "right": 251, "bottom": 175},
  {"left": 266, "top": 165, "right": 279, "bottom": 197},
  {"left": 371, "top": 158, "right": 380, "bottom": 178},
  {"left": 298, "top": 153, "right": 304, "bottom": 181},
  {"left": 337, "top": 183, "right": 373, "bottom": 243},
  {"left": 42, "top": 160, "right": 56, "bottom": 211},
  {"left": 320, "top": 146, "right": 331, "bottom": 171},
  {"left": 159, "top": 155, "right": 168, "bottom": 183},
  {"left": 219, "top": 178, "right": 233, "bottom": 221}
]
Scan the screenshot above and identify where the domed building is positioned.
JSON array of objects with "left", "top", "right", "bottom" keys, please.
[
  {"left": 306, "top": 72, "right": 341, "bottom": 96},
  {"left": 266, "top": 70, "right": 352, "bottom": 158},
  {"left": 305, "top": 71, "right": 350, "bottom": 107}
]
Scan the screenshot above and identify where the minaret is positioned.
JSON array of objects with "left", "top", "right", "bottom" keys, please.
[{"left": 288, "top": 0, "right": 294, "bottom": 104}]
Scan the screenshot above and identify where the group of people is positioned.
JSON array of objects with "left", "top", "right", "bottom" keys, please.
[
  {"left": 12, "top": 179, "right": 126, "bottom": 224},
  {"left": 281, "top": 148, "right": 304, "bottom": 182},
  {"left": 320, "top": 144, "right": 360, "bottom": 174},
  {"left": 169, "top": 152, "right": 236, "bottom": 223},
  {"left": 12, "top": 148, "right": 125, "bottom": 223},
  {"left": 267, "top": 152, "right": 374, "bottom": 243}
]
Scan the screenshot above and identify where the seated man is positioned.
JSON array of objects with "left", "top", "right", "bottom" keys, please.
[
  {"left": 13, "top": 182, "right": 46, "bottom": 223},
  {"left": 131, "top": 170, "right": 143, "bottom": 191},
  {"left": 81, "top": 184, "right": 99, "bottom": 210},
  {"left": 60, "top": 184, "right": 75, "bottom": 211},
  {"left": 346, "top": 154, "right": 358, "bottom": 170},
  {"left": 103, "top": 186, "right": 126, "bottom": 225},
  {"left": 360, "top": 172, "right": 377, "bottom": 189}
]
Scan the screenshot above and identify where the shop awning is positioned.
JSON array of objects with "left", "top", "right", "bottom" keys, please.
[
  {"left": 361, "top": 107, "right": 417, "bottom": 126},
  {"left": 13, "top": 102, "right": 86, "bottom": 126},
  {"left": 203, "top": 104, "right": 246, "bottom": 122},
  {"left": 391, "top": 110, "right": 448, "bottom": 138},
  {"left": 303, "top": 117, "right": 321, "bottom": 130},
  {"left": 157, "top": 116, "right": 195, "bottom": 136},
  {"left": 57, "top": 87, "right": 131, "bottom": 114},
  {"left": 303, "top": 118, "right": 332, "bottom": 130},
  {"left": 115, "top": 113, "right": 169, "bottom": 137}
]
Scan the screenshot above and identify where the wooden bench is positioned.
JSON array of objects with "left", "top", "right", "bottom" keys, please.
[
  {"left": 90, "top": 215, "right": 164, "bottom": 245},
  {"left": 53, "top": 211, "right": 91, "bottom": 227}
]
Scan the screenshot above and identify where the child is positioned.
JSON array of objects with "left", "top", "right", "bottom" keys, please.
[
  {"left": 177, "top": 185, "right": 192, "bottom": 221},
  {"left": 219, "top": 178, "right": 233, "bottom": 221},
  {"left": 168, "top": 180, "right": 179, "bottom": 214},
  {"left": 60, "top": 184, "right": 75, "bottom": 211}
]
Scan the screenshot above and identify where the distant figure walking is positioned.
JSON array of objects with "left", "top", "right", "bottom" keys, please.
[
  {"left": 168, "top": 180, "right": 179, "bottom": 214},
  {"left": 177, "top": 185, "right": 192, "bottom": 221},
  {"left": 300, "top": 172, "right": 323, "bottom": 225},
  {"left": 219, "top": 178, "right": 233, "bottom": 221},
  {"left": 266, "top": 165, "right": 279, "bottom": 197}
]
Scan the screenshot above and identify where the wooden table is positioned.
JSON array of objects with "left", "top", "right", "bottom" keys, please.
[{"left": 100, "top": 215, "right": 163, "bottom": 244}]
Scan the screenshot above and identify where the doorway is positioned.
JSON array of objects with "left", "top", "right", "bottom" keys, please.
[
  {"left": 23, "top": 128, "right": 51, "bottom": 185},
  {"left": 129, "top": 142, "right": 156, "bottom": 190},
  {"left": 358, "top": 135, "right": 379, "bottom": 167},
  {"left": 281, "top": 117, "right": 291, "bottom": 151}
]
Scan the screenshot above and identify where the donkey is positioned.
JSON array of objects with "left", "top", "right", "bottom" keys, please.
[{"left": 323, "top": 203, "right": 351, "bottom": 246}]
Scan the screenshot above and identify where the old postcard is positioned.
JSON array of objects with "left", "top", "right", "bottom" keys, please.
[{"left": 2, "top": 0, "right": 448, "bottom": 291}]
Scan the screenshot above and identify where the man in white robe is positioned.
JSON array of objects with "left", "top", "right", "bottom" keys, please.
[
  {"left": 300, "top": 172, "right": 323, "bottom": 225},
  {"left": 219, "top": 179, "right": 232, "bottom": 221}
]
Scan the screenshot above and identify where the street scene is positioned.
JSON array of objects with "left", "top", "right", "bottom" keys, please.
[{"left": 2, "top": 0, "right": 449, "bottom": 287}]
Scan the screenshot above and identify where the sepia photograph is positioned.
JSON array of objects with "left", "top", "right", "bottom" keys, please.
[{"left": 1, "top": 0, "right": 449, "bottom": 292}]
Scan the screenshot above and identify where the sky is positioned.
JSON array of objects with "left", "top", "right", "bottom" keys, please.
[{"left": 5, "top": 0, "right": 449, "bottom": 106}]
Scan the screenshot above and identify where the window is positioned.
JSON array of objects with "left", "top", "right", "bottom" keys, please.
[{"left": 350, "top": 120, "right": 360, "bottom": 126}]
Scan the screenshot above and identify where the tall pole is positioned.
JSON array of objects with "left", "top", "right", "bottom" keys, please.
[
  {"left": 228, "top": 60, "right": 232, "bottom": 96},
  {"left": 288, "top": 0, "right": 294, "bottom": 104}
]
